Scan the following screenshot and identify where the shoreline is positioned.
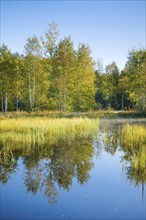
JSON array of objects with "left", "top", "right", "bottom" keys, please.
[{"left": 0, "top": 110, "right": 146, "bottom": 119}]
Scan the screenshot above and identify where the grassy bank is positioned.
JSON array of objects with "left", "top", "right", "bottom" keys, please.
[
  {"left": 0, "top": 117, "right": 99, "bottom": 151},
  {"left": 0, "top": 110, "right": 146, "bottom": 119}
]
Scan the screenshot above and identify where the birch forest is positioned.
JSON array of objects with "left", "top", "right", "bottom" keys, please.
[{"left": 0, "top": 22, "right": 146, "bottom": 112}]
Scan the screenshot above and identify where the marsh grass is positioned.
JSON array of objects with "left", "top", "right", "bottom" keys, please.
[
  {"left": 1, "top": 110, "right": 145, "bottom": 120},
  {"left": 120, "top": 124, "right": 146, "bottom": 184},
  {"left": 100, "top": 123, "right": 146, "bottom": 183},
  {"left": 120, "top": 124, "right": 146, "bottom": 149},
  {"left": 0, "top": 110, "right": 113, "bottom": 119},
  {"left": 0, "top": 118, "right": 99, "bottom": 151}
]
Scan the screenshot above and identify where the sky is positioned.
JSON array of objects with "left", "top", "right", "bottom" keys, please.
[{"left": 0, "top": 0, "right": 145, "bottom": 70}]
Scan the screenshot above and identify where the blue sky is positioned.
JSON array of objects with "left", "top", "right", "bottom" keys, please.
[{"left": 1, "top": 0, "right": 145, "bottom": 70}]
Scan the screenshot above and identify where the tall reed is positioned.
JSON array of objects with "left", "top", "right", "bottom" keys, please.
[
  {"left": 120, "top": 124, "right": 146, "bottom": 184},
  {"left": 0, "top": 117, "right": 99, "bottom": 151},
  {"left": 120, "top": 124, "right": 146, "bottom": 149}
]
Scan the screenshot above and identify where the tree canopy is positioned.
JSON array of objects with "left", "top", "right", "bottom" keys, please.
[{"left": 0, "top": 22, "right": 145, "bottom": 112}]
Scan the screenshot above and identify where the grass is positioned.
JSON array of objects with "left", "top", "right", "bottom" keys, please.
[
  {"left": 120, "top": 124, "right": 146, "bottom": 149},
  {"left": 0, "top": 117, "right": 99, "bottom": 151},
  {"left": 99, "top": 123, "right": 146, "bottom": 184},
  {"left": 0, "top": 109, "right": 146, "bottom": 119},
  {"left": 120, "top": 124, "right": 146, "bottom": 184}
]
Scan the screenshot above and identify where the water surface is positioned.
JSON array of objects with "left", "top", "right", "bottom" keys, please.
[{"left": 0, "top": 119, "right": 146, "bottom": 219}]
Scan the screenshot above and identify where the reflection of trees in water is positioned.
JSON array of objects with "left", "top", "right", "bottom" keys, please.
[
  {"left": 1, "top": 123, "right": 145, "bottom": 204},
  {"left": 121, "top": 145, "right": 146, "bottom": 199},
  {"left": 122, "top": 148, "right": 146, "bottom": 184},
  {"left": 96, "top": 122, "right": 120, "bottom": 156},
  {"left": 24, "top": 158, "right": 59, "bottom": 206},
  {"left": 98, "top": 123, "right": 146, "bottom": 195},
  {"left": 0, "top": 149, "right": 18, "bottom": 184},
  {"left": 102, "top": 129, "right": 118, "bottom": 155},
  {"left": 0, "top": 139, "right": 94, "bottom": 205},
  {"left": 50, "top": 141, "right": 93, "bottom": 188},
  {"left": 120, "top": 124, "right": 146, "bottom": 195}
]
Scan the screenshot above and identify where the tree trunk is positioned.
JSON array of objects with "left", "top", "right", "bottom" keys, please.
[
  {"left": 1, "top": 97, "right": 4, "bottom": 112},
  {"left": 121, "top": 92, "right": 124, "bottom": 109},
  {"left": 63, "top": 92, "right": 66, "bottom": 112},
  {"left": 63, "top": 80, "right": 66, "bottom": 112},
  {"left": 32, "top": 61, "right": 36, "bottom": 110},
  {"left": 1, "top": 83, "right": 4, "bottom": 112},
  {"left": 28, "top": 69, "right": 33, "bottom": 111},
  {"left": 16, "top": 95, "right": 19, "bottom": 112},
  {"left": 4, "top": 91, "right": 8, "bottom": 112}
]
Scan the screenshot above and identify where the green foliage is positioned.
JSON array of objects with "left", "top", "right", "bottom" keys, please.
[
  {"left": 74, "top": 44, "right": 96, "bottom": 111},
  {"left": 95, "top": 49, "right": 146, "bottom": 111},
  {"left": 0, "top": 23, "right": 145, "bottom": 112},
  {"left": 51, "top": 36, "right": 76, "bottom": 111},
  {"left": 122, "top": 49, "right": 146, "bottom": 111},
  {"left": 95, "top": 62, "right": 121, "bottom": 110}
]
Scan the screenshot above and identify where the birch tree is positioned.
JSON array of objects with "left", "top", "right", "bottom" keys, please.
[
  {"left": 123, "top": 49, "right": 146, "bottom": 110},
  {"left": 0, "top": 44, "right": 13, "bottom": 112},
  {"left": 75, "top": 44, "right": 96, "bottom": 111},
  {"left": 54, "top": 37, "right": 76, "bottom": 111},
  {"left": 24, "top": 36, "right": 42, "bottom": 111}
]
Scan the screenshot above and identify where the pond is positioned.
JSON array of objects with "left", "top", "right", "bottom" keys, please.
[{"left": 0, "top": 118, "right": 146, "bottom": 219}]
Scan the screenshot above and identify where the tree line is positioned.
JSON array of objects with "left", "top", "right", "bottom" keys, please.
[{"left": 0, "top": 22, "right": 146, "bottom": 112}]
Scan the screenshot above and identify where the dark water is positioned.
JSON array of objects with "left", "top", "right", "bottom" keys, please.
[{"left": 1, "top": 119, "right": 146, "bottom": 219}]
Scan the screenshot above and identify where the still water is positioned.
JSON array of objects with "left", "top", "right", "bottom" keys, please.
[{"left": 1, "top": 119, "right": 146, "bottom": 219}]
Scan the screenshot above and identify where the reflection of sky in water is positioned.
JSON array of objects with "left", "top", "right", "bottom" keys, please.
[{"left": 1, "top": 120, "right": 146, "bottom": 219}]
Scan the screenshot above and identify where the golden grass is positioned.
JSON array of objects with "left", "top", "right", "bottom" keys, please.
[
  {"left": 121, "top": 124, "right": 146, "bottom": 148},
  {"left": 120, "top": 124, "right": 146, "bottom": 179},
  {"left": 0, "top": 117, "right": 99, "bottom": 150},
  {"left": 1, "top": 109, "right": 141, "bottom": 119}
]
